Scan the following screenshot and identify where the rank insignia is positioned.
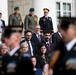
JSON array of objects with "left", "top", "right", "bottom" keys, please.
[
  {"left": 43, "top": 18, "right": 46, "bottom": 21},
  {"left": 14, "top": 53, "right": 18, "bottom": 56},
  {"left": 7, "top": 62, "right": 16, "bottom": 73},
  {"left": 66, "top": 58, "right": 76, "bottom": 70},
  {"left": 34, "top": 17, "right": 38, "bottom": 22},
  {"left": 49, "top": 18, "right": 52, "bottom": 20}
]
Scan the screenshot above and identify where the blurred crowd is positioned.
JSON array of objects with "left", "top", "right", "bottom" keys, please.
[{"left": 0, "top": 6, "right": 76, "bottom": 75}]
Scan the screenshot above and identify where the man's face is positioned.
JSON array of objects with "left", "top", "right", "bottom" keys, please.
[
  {"left": 44, "top": 33, "right": 51, "bottom": 41},
  {"left": 60, "top": 26, "right": 76, "bottom": 42},
  {"left": 0, "top": 14, "right": 2, "bottom": 18},
  {"left": 31, "top": 57, "right": 36, "bottom": 67},
  {"left": 14, "top": 10, "right": 19, "bottom": 14},
  {"left": 30, "top": 12, "right": 34, "bottom": 15},
  {"left": 4, "top": 34, "right": 17, "bottom": 46},
  {"left": 25, "top": 32, "right": 32, "bottom": 41},
  {"left": 44, "top": 12, "right": 48, "bottom": 16},
  {"left": 34, "top": 26, "right": 40, "bottom": 34}
]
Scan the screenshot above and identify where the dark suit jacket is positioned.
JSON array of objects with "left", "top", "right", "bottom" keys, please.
[
  {"left": 21, "top": 40, "right": 37, "bottom": 55},
  {"left": 32, "top": 33, "right": 44, "bottom": 47},
  {"left": 39, "top": 16, "right": 53, "bottom": 31},
  {"left": 42, "top": 40, "right": 55, "bottom": 54},
  {"left": 1, "top": 20, "right": 5, "bottom": 27},
  {"left": 52, "top": 32, "right": 61, "bottom": 46}
]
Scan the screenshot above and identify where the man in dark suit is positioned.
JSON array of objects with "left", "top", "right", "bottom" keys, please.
[
  {"left": 0, "top": 26, "right": 34, "bottom": 75},
  {"left": 39, "top": 8, "right": 53, "bottom": 32},
  {"left": 42, "top": 30, "right": 55, "bottom": 53},
  {"left": 21, "top": 30, "right": 37, "bottom": 56},
  {"left": 32, "top": 25, "right": 44, "bottom": 48},
  {"left": 0, "top": 13, "right": 5, "bottom": 27},
  {"left": 52, "top": 24, "right": 62, "bottom": 46},
  {"left": 0, "top": 12, "right": 5, "bottom": 41}
]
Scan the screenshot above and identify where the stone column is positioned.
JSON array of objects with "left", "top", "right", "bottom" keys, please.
[{"left": 32, "top": 0, "right": 57, "bottom": 32}]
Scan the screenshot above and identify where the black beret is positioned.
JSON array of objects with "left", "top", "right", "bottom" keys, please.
[
  {"left": 29, "top": 8, "right": 34, "bottom": 12},
  {"left": 14, "top": 6, "right": 19, "bottom": 10}
]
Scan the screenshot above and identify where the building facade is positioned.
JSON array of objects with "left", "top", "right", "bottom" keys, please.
[{"left": 0, "top": 0, "right": 76, "bottom": 31}]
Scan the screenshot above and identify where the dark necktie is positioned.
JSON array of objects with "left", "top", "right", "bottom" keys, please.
[
  {"left": 28, "top": 41, "right": 31, "bottom": 55},
  {"left": 47, "top": 43, "right": 51, "bottom": 51},
  {"left": 38, "top": 35, "right": 41, "bottom": 42}
]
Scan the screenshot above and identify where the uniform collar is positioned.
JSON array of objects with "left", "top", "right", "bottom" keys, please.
[
  {"left": 65, "top": 38, "right": 76, "bottom": 51},
  {"left": 8, "top": 46, "right": 20, "bottom": 56}
]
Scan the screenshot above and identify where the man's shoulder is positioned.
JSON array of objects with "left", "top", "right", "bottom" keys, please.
[
  {"left": 40, "top": 16, "right": 45, "bottom": 19},
  {"left": 9, "top": 14, "right": 14, "bottom": 18},
  {"left": 34, "top": 15, "right": 38, "bottom": 17}
]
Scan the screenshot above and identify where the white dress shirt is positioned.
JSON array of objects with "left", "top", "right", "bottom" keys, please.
[
  {"left": 8, "top": 46, "right": 20, "bottom": 56},
  {"left": 24, "top": 40, "right": 34, "bottom": 56},
  {"left": 35, "top": 33, "right": 41, "bottom": 38},
  {"left": 58, "top": 32, "right": 62, "bottom": 38},
  {"left": 28, "top": 41, "right": 33, "bottom": 56},
  {"left": 65, "top": 38, "right": 76, "bottom": 51}
]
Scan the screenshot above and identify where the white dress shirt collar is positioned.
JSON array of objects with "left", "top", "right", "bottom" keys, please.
[
  {"left": 35, "top": 33, "right": 41, "bottom": 37},
  {"left": 46, "top": 41, "right": 50, "bottom": 44},
  {"left": 58, "top": 31, "right": 62, "bottom": 38},
  {"left": 65, "top": 38, "right": 76, "bottom": 51},
  {"left": 8, "top": 46, "right": 20, "bottom": 56}
]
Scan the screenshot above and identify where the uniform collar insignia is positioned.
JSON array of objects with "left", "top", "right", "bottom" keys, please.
[
  {"left": 7, "top": 62, "right": 16, "bottom": 73},
  {"left": 73, "top": 46, "right": 76, "bottom": 51},
  {"left": 14, "top": 53, "right": 18, "bottom": 56},
  {"left": 43, "top": 18, "right": 46, "bottom": 21}
]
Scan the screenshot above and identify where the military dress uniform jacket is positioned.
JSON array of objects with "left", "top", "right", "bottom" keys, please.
[
  {"left": 53, "top": 41, "right": 76, "bottom": 75},
  {"left": 24, "top": 14, "right": 38, "bottom": 32},
  {"left": 8, "top": 13, "right": 23, "bottom": 26},
  {"left": 39, "top": 16, "right": 53, "bottom": 31},
  {"left": 0, "top": 48, "right": 34, "bottom": 75}
]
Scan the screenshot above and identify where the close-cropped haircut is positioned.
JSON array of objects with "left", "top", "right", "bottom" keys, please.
[{"left": 24, "top": 30, "right": 32, "bottom": 35}]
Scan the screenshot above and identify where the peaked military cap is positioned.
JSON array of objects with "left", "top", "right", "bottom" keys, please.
[
  {"left": 3, "top": 26, "right": 23, "bottom": 38},
  {"left": 29, "top": 8, "right": 34, "bottom": 12},
  {"left": 14, "top": 6, "right": 19, "bottom": 10},
  {"left": 43, "top": 8, "right": 50, "bottom": 13},
  {"left": 58, "top": 16, "right": 76, "bottom": 30}
]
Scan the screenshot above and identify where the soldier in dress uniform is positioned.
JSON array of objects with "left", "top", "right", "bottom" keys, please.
[
  {"left": 39, "top": 8, "right": 53, "bottom": 32},
  {"left": 8, "top": 7, "right": 23, "bottom": 26},
  {"left": 24, "top": 8, "right": 38, "bottom": 32},
  {"left": 48, "top": 17, "right": 76, "bottom": 75},
  {"left": 0, "top": 26, "right": 34, "bottom": 75}
]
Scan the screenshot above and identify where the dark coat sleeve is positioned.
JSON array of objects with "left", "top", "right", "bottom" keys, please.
[
  {"left": 2, "top": 20, "right": 5, "bottom": 27},
  {"left": 39, "top": 18, "right": 43, "bottom": 30}
]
